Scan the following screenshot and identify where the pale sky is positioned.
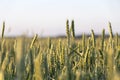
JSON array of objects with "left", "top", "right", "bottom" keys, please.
[{"left": 0, "top": 0, "right": 120, "bottom": 37}]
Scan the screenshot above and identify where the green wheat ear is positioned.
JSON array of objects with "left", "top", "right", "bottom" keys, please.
[
  {"left": 2, "top": 21, "right": 5, "bottom": 39},
  {"left": 30, "top": 34, "right": 38, "bottom": 48},
  {"left": 82, "top": 33, "right": 85, "bottom": 53},
  {"left": 66, "top": 19, "right": 70, "bottom": 47},
  {"left": 108, "top": 22, "right": 113, "bottom": 47},
  {"left": 116, "top": 33, "right": 119, "bottom": 47},
  {"left": 48, "top": 37, "right": 51, "bottom": 49},
  {"left": 71, "top": 20, "right": 75, "bottom": 39},
  {"left": 101, "top": 29, "right": 105, "bottom": 51},
  {"left": 91, "top": 29, "right": 96, "bottom": 48},
  {"left": 66, "top": 19, "right": 70, "bottom": 38},
  {"left": 108, "top": 21, "right": 113, "bottom": 39}
]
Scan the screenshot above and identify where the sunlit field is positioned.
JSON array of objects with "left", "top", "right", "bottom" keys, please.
[{"left": 0, "top": 20, "right": 120, "bottom": 80}]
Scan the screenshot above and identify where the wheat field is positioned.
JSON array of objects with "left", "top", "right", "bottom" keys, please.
[{"left": 0, "top": 20, "right": 120, "bottom": 80}]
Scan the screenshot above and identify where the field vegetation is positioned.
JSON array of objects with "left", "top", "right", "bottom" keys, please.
[{"left": 0, "top": 20, "right": 120, "bottom": 80}]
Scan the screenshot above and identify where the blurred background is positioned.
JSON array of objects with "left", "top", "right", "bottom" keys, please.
[{"left": 0, "top": 0, "right": 120, "bottom": 37}]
